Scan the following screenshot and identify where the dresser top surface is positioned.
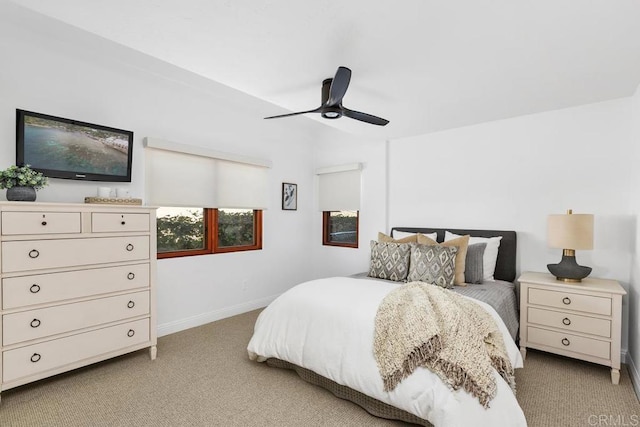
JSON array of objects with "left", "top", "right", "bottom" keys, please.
[{"left": 518, "top": 271, "right": 626, "bottom": 295}]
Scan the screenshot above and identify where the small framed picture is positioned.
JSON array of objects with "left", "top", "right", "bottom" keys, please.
[{"left": 282, "top": 183, "right": 297, "bottom": 210}]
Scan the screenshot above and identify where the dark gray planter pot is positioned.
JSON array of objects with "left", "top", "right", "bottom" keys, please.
[{"left": 6, "top": 186, "right": 37, "bottom": 201}]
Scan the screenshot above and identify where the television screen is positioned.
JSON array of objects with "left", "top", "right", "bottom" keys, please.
[{"left": 16, "top": 109, "right": 133, "bottom": 182}]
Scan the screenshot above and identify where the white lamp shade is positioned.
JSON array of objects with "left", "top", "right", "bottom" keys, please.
[{"left": 547, "top": 213, "right": 594, "bottom": 250}]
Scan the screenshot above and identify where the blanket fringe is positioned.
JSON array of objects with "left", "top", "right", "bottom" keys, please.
[{"left": 382, "top": 336, "right": 443, "bottom": 392}]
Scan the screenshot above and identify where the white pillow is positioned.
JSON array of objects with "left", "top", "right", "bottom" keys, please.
[
  {"left": 394, "top": 230, "right": 438, "bottom": 241},
  {"left": 445, "top": 231, "right": 502, "bottom": 282}
]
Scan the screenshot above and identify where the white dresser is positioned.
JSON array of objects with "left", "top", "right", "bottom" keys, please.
[
  {"left": 518, "top": 271, "right": 626, "bottom": 384},
  {"left": 0, "top": 201, "right": 157, "bottom": 401}
]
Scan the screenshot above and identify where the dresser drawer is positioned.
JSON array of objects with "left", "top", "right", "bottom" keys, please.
[
  {"left": 1, "top": 236, "right": 149, "bottom": 273},
  {"left": 2, "top": 318, "right": 150, "bottom": 383},
  {"left": 528, "top": 307, "right": 611, "bottom": 338},
  {"left": 2, "top": 263, "right": 149, "bottom": 310},
  {"left": 1, "top": 212, "right": 81, "bottom": 235},
  {"left": 91, "top": 213, "right": 150, "bottom": 233},
  {"left": 3, "top": 290, "right": 149, "bottom": 346},
  {"left": 527, "top": 326, "right": 610, "bottom": 360},
  {"left": 528, "top": 288, "right": 612, "bottom": 316}
]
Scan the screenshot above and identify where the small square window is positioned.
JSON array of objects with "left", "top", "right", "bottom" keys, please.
[{"left": 323, "top": 211, "right": 359, "bottom": 248}]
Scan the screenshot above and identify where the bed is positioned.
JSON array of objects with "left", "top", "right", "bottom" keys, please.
[{"left": 247, "top": 228, "right": 526, "bottom": 427}]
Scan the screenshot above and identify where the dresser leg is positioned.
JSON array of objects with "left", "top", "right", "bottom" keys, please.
[
  {"left": 520, "top": 347, "right": 527, "bottom": 361},
  {"left": 611, "top": 368, "right": 620, "bottom": 385},
  {"left": 149, "top": 345, "right": 157, "bottom": 361}
]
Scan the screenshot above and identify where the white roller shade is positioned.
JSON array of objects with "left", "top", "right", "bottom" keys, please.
[
  {"left": 216, "top": 160, "right": 269, "bottom": 209},
  {"left": 317, "top": 163, "right": 362, "bottom": 211},
  {"left": 145, "top": 148, "right": 217, "bottom": 207},
  {"left": 144, "top": 137, "right": 271, "bottom": 209}
]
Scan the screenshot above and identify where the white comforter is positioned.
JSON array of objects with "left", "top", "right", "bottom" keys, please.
[{"left": 247, "top": 277, "right": 527, "bottom": 427}]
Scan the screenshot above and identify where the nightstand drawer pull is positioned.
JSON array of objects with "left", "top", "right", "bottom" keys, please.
[
  {"left": 561, "top": 338, "right": 570, "bottom": 346},
  {"left": 126, "top": 243, "right": 134, "bottom": 251},
  {"left": 30, "top": 318, "right": 41, "bottom": 328},
  {"left": 29, "top": 249, "right": 40, "bottom": 259},
  {"left": 127, "top": 300, "right": 135, "bottom": 309},
  {"left": 127, "top": 329, "right": 135, "bottom": 337},
  {"left": 127, "top": 272, "right": 135, "bottom": 280},
  {"left": 562, "top": 317, "right": 571, "bottom": 326},
  {"left": 31, "top": 353, "right": 41, "bottom": 363},
  {"left": 562, "top": 297, "right": 571, "bottom": 305},
  {"left": 41, "top": 221, "right": 47, "bottom": 226},
  {"left": 30, "top": 284, "right": 41, "bottom": 293}
]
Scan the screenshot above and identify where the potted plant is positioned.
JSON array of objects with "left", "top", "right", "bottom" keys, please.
[{"left": 0, "top": 164, "right": 48, "bottom": 201}]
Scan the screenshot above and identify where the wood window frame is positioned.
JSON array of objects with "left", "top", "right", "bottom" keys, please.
[
  {"left": 322, "top": 211, "right": 359, "bottom": 248},
  {"left": 157, "top": 208, "right": 262, "bottom": 259}
]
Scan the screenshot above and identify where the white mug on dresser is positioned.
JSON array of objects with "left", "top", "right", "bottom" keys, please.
[
  {"left": 97, "top": 187, "right": 112, "bottom": 198},
  {"left": 116, "top": 188, "right": 130, "bottom": 198}
]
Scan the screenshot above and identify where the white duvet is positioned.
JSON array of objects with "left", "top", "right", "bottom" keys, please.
[{"left": 247, "top": 277, "right": 527, "bottom": 427}]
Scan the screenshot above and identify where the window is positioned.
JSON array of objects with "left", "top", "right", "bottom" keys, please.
[
  {"left": 322, "top": 210, "right": 359, "bottom": 248},
  {"left": 157, "top": 207, "right": 262, "bottom": 259}
]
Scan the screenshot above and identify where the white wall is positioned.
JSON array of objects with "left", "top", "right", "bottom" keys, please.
[
  {"left": 389, "top": 99, "right": 634, "bottom": 352},
  {"left": 627, "top": 82, "right": 640, "bottom": 394},
  {"left": 0, "top": 3, "right": 352, "bottom": 335}
]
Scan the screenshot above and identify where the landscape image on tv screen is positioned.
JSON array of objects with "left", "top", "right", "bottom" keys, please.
[{"left": 22, "top": 115, "right": 130, "bottom": 178}]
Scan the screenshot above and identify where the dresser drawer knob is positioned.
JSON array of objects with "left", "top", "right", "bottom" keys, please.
[
  {"left": 562, "top": 297, "right": 571, "bottom": 305},
  {"left": 121, "top": 221, "right": 126, "bottom": 225},
  {"left": 127, "top": 329, "right": 135, "bottom": 337},
  {"left": 126, "top": 244, "right": 134, "bottom": 252},
  {"left": 30, "top": 319, "right": 41, "bottom": 328},
  {"left": 562, "top": 317, "right": 571, "bottom": 326},
  {"left": 29, "top": 249, "right": 40, "bottom": 259},
  {"left": 561, "top": 338, "right": 570, "bottom": 346},
  {"left": 127, "top": 301, "right": 135, "bottom": 309},
  {"left": 30, "top": 353, "right": 41, "bottom": 363},
  {"left": 30, "top": 284, "right": 41, "bottom": 293},
  {"left": 41, "top": 221, "right": 47, "bottom": 226},
  {"left": 127, "top": 272, "right": 135, "bottom": 280}
]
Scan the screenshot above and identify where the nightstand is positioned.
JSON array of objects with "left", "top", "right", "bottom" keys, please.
[{"left": 518, "top": 271, "right": 626, "bottom": 384}]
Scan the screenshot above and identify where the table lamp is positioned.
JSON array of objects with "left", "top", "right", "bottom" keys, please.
[{"left": 547, "top": 209, "right": 594, "bottom": 283}]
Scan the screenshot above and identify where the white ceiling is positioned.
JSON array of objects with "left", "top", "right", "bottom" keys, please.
[{"left": 9, "top": 0, "right": 640, "bottom": 140}]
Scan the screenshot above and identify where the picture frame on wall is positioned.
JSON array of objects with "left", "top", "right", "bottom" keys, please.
[{"left": 282, "top": 182, "right": 297, "bottom": 210}]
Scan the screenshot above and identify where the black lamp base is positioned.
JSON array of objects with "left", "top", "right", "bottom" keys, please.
[{"left": 547, "top": 254, "right": 592, "bottom": 283}]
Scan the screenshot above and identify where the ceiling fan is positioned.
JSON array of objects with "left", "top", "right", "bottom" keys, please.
[{"left": 264, "top": 66, "right": 389, "bottom": 126}]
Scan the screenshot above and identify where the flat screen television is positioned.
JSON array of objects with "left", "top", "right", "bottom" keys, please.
[{"left": 16, "top": 109, "right": 134, "bottom": 182}]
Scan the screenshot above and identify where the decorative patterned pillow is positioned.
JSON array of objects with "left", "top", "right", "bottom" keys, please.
[
  {"left": 368, "top": 241, "right": 411, "bottom": 282},
  {"left": 417, "top": 234, "right": 469, "bottom": 286},
  {"left": 407, "top": 244, "right": 458, "bottom": 288},
  {"left": 465, "top": 243, "right": 487, "bottom": 284}
]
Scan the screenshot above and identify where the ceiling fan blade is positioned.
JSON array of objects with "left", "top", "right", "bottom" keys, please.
[
  {"left": 327, "top": 66, "right": 351, "bottom": 106},
  {"left": 264, "top": 107, "right": 321, "bottom": 120},
  {"left": 342, "top": 108, "right": 389, "bottom": 126}
]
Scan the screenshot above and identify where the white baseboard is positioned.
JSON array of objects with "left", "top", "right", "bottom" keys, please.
[
  {"left": 156, "top": 294, "right": 279, "bottom": 337},
  {"left": 627, "top": 352, "right": 640, "bottom": 400}
]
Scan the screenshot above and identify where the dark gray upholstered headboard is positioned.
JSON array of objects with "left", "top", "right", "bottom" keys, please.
[{"left": 390, "top": 227, "right": 517, "bottom": 282}]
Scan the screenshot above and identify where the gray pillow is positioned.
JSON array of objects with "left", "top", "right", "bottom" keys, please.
[
  {"left": 368, "top": 241, "right": 411, "bottom": 282},
  {"left": 465, "top": 243, "right": 487, "bottom": 284},
  {"left": 407, "top": 244, "right": 458, "bottom": 288}
]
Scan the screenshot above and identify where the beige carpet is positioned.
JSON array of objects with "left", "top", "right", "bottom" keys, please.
[{"left": 0, "top": 309, "right": 638, "bottom": 426}]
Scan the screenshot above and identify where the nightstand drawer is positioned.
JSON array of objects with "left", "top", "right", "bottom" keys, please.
[
  {"left": 528, "top": 288, "right": 611, "bottom": 316},
  {"left": 3, "top": 290, "right": 150, "bottom": 345},
  {"left": 528, "top": 307, "right": 611, "bottom": 338},
  {"left": 2, "top": 318, "right": 150, "bottom": 383},
  {"left": 2, "top": 212, "right": 81, "bottom": 235},
  {"left": 91, "top": 213, "right": 150, "bottom": 233},
  {"left": 528, "top": 326, "right": 610, "bottom": 360}
]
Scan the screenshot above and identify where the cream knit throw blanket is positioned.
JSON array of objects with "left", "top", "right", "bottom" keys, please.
[{"left": 373, "top": 282, "right": 515, "bottom": 408}]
